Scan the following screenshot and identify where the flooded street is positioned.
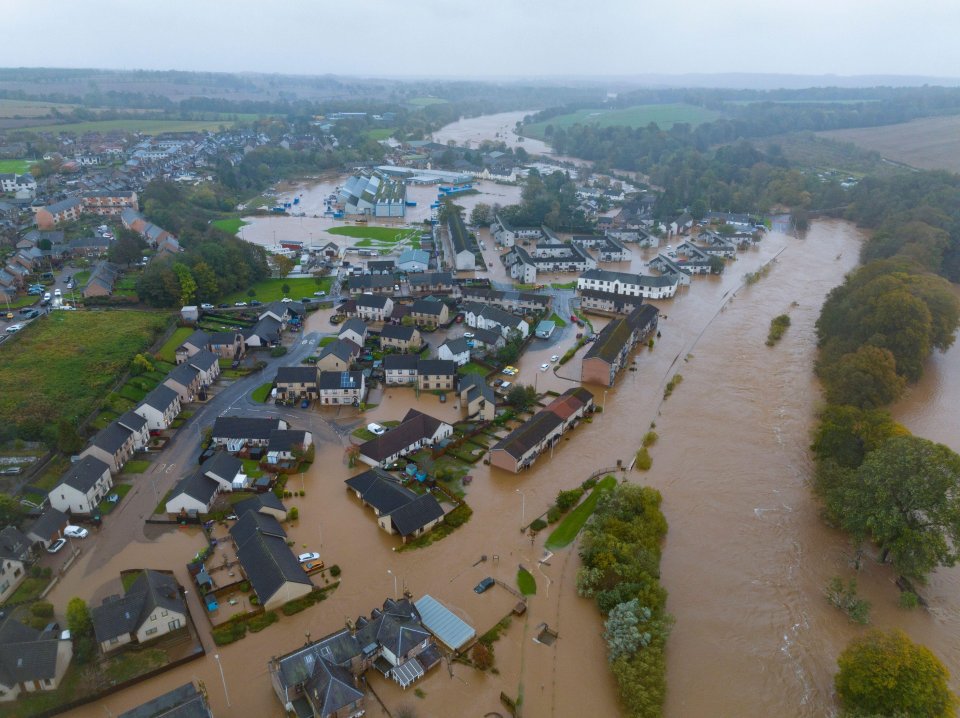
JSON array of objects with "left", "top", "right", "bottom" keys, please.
[{"left": 59, "top": 113, "right": 960, "bottom": 718}]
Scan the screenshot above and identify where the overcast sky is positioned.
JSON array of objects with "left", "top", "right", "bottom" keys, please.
[{"left": 3, "top": 0, "right": 960, "bottom": 80}]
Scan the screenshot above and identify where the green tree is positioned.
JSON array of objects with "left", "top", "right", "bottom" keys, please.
[
  {"left": 0, "top": 494, "right": 24, "bottom": 527},
  {"left": 274, "top": 255, "right": 295, "bottom": 278},
  {"left": 835, "top": 629, "right": 956, "bottom": 718},
  {"left": 822, "top": 345, "right": 906, "bottom": 409},
  {"left": 66, "top": 597, "right": 92, "bottom": 637},
  {"left": 281, "top": 283, "right": 291, "bottom": 297},
  {"left": 108, "top": 233, "right": 147, "bottom": 266},
  {"left": 469, "top": 203, "right": 493, "bottom": 227},
  {"left": 604, "top": 599, "right": 653, "bottom": 661},
  {"left": 131, "top": 353, "right": 154, "bottom": 376},
  {"left": 506, "top": 384, "right": 538, "bottom": 411},
  {"left": 56, "top": 419, "right": 83, "bottom": 454},
  {"left": 191, "top": 261, "right": 221, "bottom": 301},
  {"left": 172, "top": 263, "right": 197, "bottom": 307},
  {"left": 833, "top": 436, "right": 960, "bottom": 579},
  {"left": 811, "top": 405, "right": 905, "bottom": 469}
]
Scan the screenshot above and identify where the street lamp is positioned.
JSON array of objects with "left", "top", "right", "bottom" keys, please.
[
  {"left": 515, "top": 489, "right": 525, "bottom": 531},
  {"left": 214, "top": 653, "right": 231, "bottom": 707},
  {"left": 387, "top": 570, "right": 397, "bottom": 600}
]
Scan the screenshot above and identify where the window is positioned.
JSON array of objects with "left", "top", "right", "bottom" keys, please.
[
  {"left": 145, "top": 627, "right": 158, "bottom": 636},
  {"left": 109, "top": 637, "right": 119, "bottom": 645}
]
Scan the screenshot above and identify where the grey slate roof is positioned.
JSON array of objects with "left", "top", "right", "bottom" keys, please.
[
  {"left": 166, "top": 362, "right": 200, "bottom": 387},
  {"left": 356, "top": 294, "right": 389, "bottom": 310},
  {"left": 317, "top": 371, "right": 363, "bottom": 391},
  {"left": 116, "top": 410, "right": 147, "bottom": 434},
  {"left": 275, "top": 365, "right": 317, "bottom": 385},
  {"left": 383, "top": 354, "right": 419, "bottom": 371},
  {"left": 140, "top": 384, "right": 180, "bottom": 412},
  {"left": 92, "top": 570, "right": 185, "bottom": 645},
  {"left": 441, "top": 337, "right": 470, "bottom": 355},
  {"left": 180, "top": 330, "right": 211, "bottom": 352},
  {"left": 380, "top": 324, "right": 415, "bottom": 342},
  {"left": 26, "top": 508, "right": 68, "bottom": 542},
  {"left": 201, "top": 451, "right": 242, "bottom": 484},
  {"left": 0, "top": 527, "right": 30, "bottom": 562},
  {"left": 388, "top": 493, "right": 444, "bottom": 536},
  {"left": 58, "top": 455, "right": 110, "bottom": 494},
  {"left": 358, "top": 409, "right": 448, "bottom": 463},
  {"left": 169, "top": 470, "right": 219, "bottom": 506},
  {"left": 0, "top": 616, "right": 61, "bottom": 686},
  {"left": 233, "top": 492, "right": 286, "bottom": 518},
  {"left": 417, "top": 359, "right": 455, "bottom": 376},
  {"left": 117, "top": 682, "right": 213, "bottom": 718},
  {"left": 230, "top": 512, "right": 311, "bottom": 605},
  {"left": 317, "top": 338, "right": 360, "bottom": 363},
  {"left": 187, "top": 349, "right": 219, "bottom": 373},
  {"left": 90, "top": 421, "right": 133, "bottom": 454},
  {"left": 211, "top": 416, "right": 282, "bottom": 441},
  {"left": 345, "top": 469, "right": 418, "bottom": 515},
  {"left": 267, "top": 429, "right": 310, "bottom": 453},
  {"left": 339, "top": 318, "right": 368, "bottom": 337},
  {"left": 305, "top": 657, "right": 364, "bottom": 717},
  {"left": 492, "top": 411, "right": 564, "bottom": 460},
  {"left": 410, "top": 298, "right": 444, "bottom": 316}
]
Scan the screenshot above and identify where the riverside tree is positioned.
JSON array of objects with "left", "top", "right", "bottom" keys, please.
[
  {"left": 829, "top": 435, "right": 960, "bottom": 580},
  {"left": 835, "top": 629, "right": 956, "bottom": 718}
]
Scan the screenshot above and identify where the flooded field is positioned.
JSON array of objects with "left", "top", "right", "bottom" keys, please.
[{"left": 429, "top": 110, "right": 553, "bottom": 155}]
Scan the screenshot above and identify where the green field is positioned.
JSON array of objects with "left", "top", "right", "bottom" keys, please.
[
  {"left": 523, "top": 103, "right": 723, "bottom": 140},
  {"left": 407, "top": 97, "right": 449, "bottom": 107},
  {"left": 251, "top": 382, "right": 273, "bottom": 403},
  {"left": 212, "top": 217, "right": 249, "bottom": 235},
  {"left": 0, "top": 98, "right": 77, "bottom": 118},
  {"left": 0, "top": 159, "right": 32, "bottom": 174},
  {"left": 517, "top": 567, "right": 537, "bottom": 596},
  {"left": 156, "top": 326, "right": 194, "bottom": 363},
  {"left": 365, "top": 128, "right": 395, "bottom": 141},
  {"left": 17, "top": 119, "right": 236, "bottom": 135},
  {"left": 0, "top": 311, "right": 169, "bottom": 443},
  {"left": 220, "top": 276, "right": 332, "bottom": 304},
  {"left": 545, "top": 475, "right": 617, "bottom": 550},
  {"left": 328, "top": 226, "right": 418, "bottom": 243}
]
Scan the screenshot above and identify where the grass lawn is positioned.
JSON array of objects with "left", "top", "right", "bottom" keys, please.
[
  {"left": 457, "top": 362, "right": 489, "bottom": 376},
  {"left": 352, "top": 426, "right": 377, "bottom": 441},
  {"left": 251, "top": 381, "right": 273, "bottom": 403},
  {"left": 221, "top": 276, "right": 332, "bottom": 304},
  {"left": 407, "top": 97, "right": 449, "bottom": 107},
  {"left": 327, "top": 226, "right": 419, "bottom": 243},
  {"left": 550, "top": 281, "right": 577, "bottom": 290},
  {"left": 27, "top": 455, "right": 72, "bottom": 492},
  {"left": 517, "top": 567, "right": 537, "bottom": 596},
  {"left": 4, "top": 577, "right": 48, "bottom": 606},
  {"left": 98, "top": 482, "right": 133, "bottom": 515},
  {"left": 17, "top": 118, "right": 236, "bottom": 135},
  {"left": 212, "top": 217, "right": 248, "bottom": 235},
  {"left": 242, "top": 458, "right": 264, "bottom": 479},
  {"left": 103, "top": 647, "right": 167, "bottom": 683},
  {"left": 548, "top": 312, "right": 568, "bottom": 328},
  {"left": 122, "top": 459, "right": 151, "bottom": 474},
  {"left": 0, "top": 159, "right": 32, "bottom": 174},
  {"left": 544, "top": 475, "right": 617, "bottom": 550},
  {"left": 73, "top": 270, "right": 91, "bottom": 287},
  {"left": 0, "top": 311, "right": 169, "bottom": 446},
  {"left": 365, "top": 128, "right": 395, "bottom": 141},
  {"left": 523, "top": 103, "right": 723, "bottom": 140},
  {"left": 318, "top": 336, "right": 337, "bottom": 348}
]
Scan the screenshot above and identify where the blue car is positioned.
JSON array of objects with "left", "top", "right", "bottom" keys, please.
[
  {"left": 474, "top": 577, "right": 495, "bottom": 594},
  {"left": 300, "top": 399, "right": 310, "bottom": 409}
]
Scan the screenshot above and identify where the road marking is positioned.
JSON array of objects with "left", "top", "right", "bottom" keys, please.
[
  {"left": 301, "top": 340, "right": 309, "bottom": 345},
  {"left": 166, "top": 463, "right": 177, "bottom": 474},
  {"left": 155, "top": 463, "right": 166, "bottom": 473}
]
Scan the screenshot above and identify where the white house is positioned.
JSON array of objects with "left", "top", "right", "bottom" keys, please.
[
  {"left": 461, "top": 302, "right": 529, "bottom": 338},
  {"left": 50, "top": 456, "right": 113, "bottom": 515},
  {"left": 437, "top": 337, "right": 471, "bottom": 366},
  {"left": 576, "top": 268, "right": 679, "bottom": 300},
  {"left": 135, "top": 385, "right": 182, "bottom": 430}
]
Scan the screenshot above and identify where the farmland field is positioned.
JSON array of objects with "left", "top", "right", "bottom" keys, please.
[
  {"left": 0, "top": 98, "right": 77, "bottom": 118},
  {"left": 0, "top": 159, "right": 33, "bottom": 173},
  {"left": 522, "top": 103, "right": 723, "bottom": 140},
  {"left": 0, "top": 310, "right": 169, "bottom": 443},
  {"left": 16, "top": 118, "right": 236, "bottom": 135},
  {"left": 818, "top": 115, "right": 960, "bottom": 173}
]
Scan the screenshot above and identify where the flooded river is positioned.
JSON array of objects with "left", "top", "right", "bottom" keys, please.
[{"left": 58, "top": 117, "right": 960, "bottom": 718}]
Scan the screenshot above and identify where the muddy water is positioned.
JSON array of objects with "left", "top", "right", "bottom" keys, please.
[{"left": 430, "top": 110, "right": 553, "bottom": 155}]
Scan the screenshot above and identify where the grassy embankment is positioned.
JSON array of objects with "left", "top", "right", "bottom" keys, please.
[{"left": 544, "top": 475, "right": 617, "bottom": 550}]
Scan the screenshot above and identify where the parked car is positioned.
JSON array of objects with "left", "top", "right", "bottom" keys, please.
[
  {"left": 367, "top": 423, "right": 386, "bottom": 435},
  {"left": 250, "top": 300, "right": 262, "bottom": 306},
  {"left": 218, "top": 303, "right": 229, "bottom": 309},
  {"left": 107, "top": 493, "right": 120, "bottom": 503},
  {"left": 300, "top": 398, "right": 310, "bottom": 409},
  {"left": 200, "top": 303, "right": 214, "bottom": 310},
  {"left": 463, "top": 332, "right": 475, "bottom": 338},
  {"left": 550, "top": 355, "right": 560, "bottom": 362},
  {"left": 5, "top": 324, "right": 23, "bottom": 333},
  {"left": 280, "top": 297, "right": 292, "bottom": 303},
  {"left": 314, "top": 290, "right": 327, "bottom": 297},
  {"left": 3, "top": 312, "right": 12, "bottom": 320},
  {"left": 47, "top": 538, "right": 67, "bottom": 554},
  {"left": 64, "top": 525, "right": 89, "bottom": 538},
  {"left": 474, "top": 577, "right": 495, "bottom": 594},
  {"left": 54, "top": 289, "right": 61, "bottom": 297},
  {"left": 298, "top": 552, "right": 321, "bottom": 564},
  {"left": 540, "top": 363, "right": 550, "bottom": 371},
  {"left": 234, "top": 301, "right": 247, "bottom": 307}
]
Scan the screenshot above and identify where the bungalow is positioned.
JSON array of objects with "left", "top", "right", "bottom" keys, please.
[
  {"left": 358, "top": 409, "right": 453, "bottom": 468},
  {"left": 260, "top": 301, "right": 305, "bottom": 326},
  {"left": 406, "top": 272, "right": 455, "bottom": 296},
  {"left": 174, "top": 329, "right": 211, "bottom": 364},
  {"left": 162, "top": 362, "right": 202, "bottom": 403},
  {"left": 459, "top": 374, "right": 496, "bottom": 422},
  {"left": 576, "top": 268, "right": 679, "bottom": 300},
  {"left": 135, "top": 384, "right": 182, "bottom": 431},
  {"left": 380, "top": 324, "right": 421, "bottom": 352},
  {"left": 209, "top": 331, "right": 246, "bottom": 361},
  {"left": 347, "top": 274, "right": 395, "bottom": 295},
  {"left": 26, "top": 508, "right": 69, "bottom": 550},
  {"left": 201, "top": 451, "right": 246, "bottom": 490},
  {"left": 0, "top": 616, "right": 73, "bottom": 701},
  {"left": 354, "top": 294, "right": 393, "bottom": 322},
  {"left": 244, "top": 315, "right": 283, "bottom": 347},
  {"left": 315, "top": 338, "right": 361, "bottom": 372},
  {"left": 35, "top": 197, "right": 83, "bottom": 229},
  {"left": 396, "top": 249, "right": 429, "bottom": 273},
  {"left": 581, "top": 304, "right": 659, "bottom": 387},
  {"left": 0, "top": 528, "right": 30, "bottom": 605},
  {"left": 165, "top": 469, "right": 222, "bottom": 516},
  {"left": 461, "top": 302, "right": 529, "bottom": 338},
  {"left": 275, "top": 365, "right": 319, "bottom": 401},
  {"left": 50, "top": 456, "right": 113, "bottom": 515},
  {"left": 266, "top": 429, "right": 313, "bottom": 465},
  {"left": 383, "top": 354, "right": 420, "bottom": 385},
  {"left": 91, "top": 570, "right": 187, "bottom": 654},
  {"left": 417, "top": 359, "right": 456, "bottom": 391},
  {"left": 230, "top": 512, "right": 312, "bottom": 610},
  {"left": 211, "top": 417, "right": 287, "bottom": 452},
  {"left": 408, "top": 298, "right": 449, "bottom": 327},
  {"left": 437, "top": 337, "right": 470, "bottom": 366},
  {"left": 233, "top": 492, "right": 288, "bottom": 523},
  {"left": 345, "top": 469, "right": 444, "bottom": 542},
  {"left": 338, "top": 318, "right": 368, "bottom": 347},
  {"left": 318, "top": 371, "right": 366, "bottom": 406}
]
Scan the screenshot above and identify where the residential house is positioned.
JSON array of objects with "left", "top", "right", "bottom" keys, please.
[
  {"left": 174, "top": 330, "right": 211, "bottom": 364},
  {"left": 82, "top": 261, "right": 120, "bottom": 298},
  {"left": 276, "top": 365, "right": 319, "bottom": 401},
  {"left": 347, "top": 274, "right": 394, "bottom": 296},
  {"left": 416, "top": 360, "right": 456, "bottom": 391},
  {"left": 117, "top": 682, "right": 214, "bottom": 718},
  {"left": 265, "top": 430, "right": 313, "bottom": 465},
  {"left": 437, "top": 338, "right": 470, "bottom": 366},
  {"left": 492, "top": 214, "right": 541, "bottom": 247},
  {"left": 230, "top": 512, "right": 313, "bottom": 610},
  {"left": 163, "top": 362, "right": 202, "bottom": 403},
  {"left": 576, "top": 268, "right": 679, "bottom": 300},
  {"left": 120, "top": 207, "right": 148, "bottom": 233},
  {"left": 459, "top": 374, "right": 496, "bottom": 422},
  {"left": 489, "top": 411, "right": 564, "bottom": 473},
  {"left": 445, "top": 209, "right": 476, "bottom": 270},
  {"left": 578, "top": 288, "right": 646, "bottom": 316},
  {"left": 318, "top": 371, "right": 366, "bottom": 406},
  {"left": 81, "top": 190, "right": 138, "bottom": 216},
  {"left": 396, "top": 249, "right": 429, "bottom": 273},
  {"left": 210, "top": 417, "right": 287, "bottom": 452},
  {"left": 353, "top": 294, "right": 393, "bottom": 322},
  {"left": 338, "top": 318, "right": 368, "bottom": 347},
  {"left": 233, "top": 493, "right": 288, "bottom": 523},
  {"left": 345, "top": 469, "right": 444, "bottom": 542},
  {"left": 408, "top": 298, "right": 449, "bottom": 327},
  {"left": 209, "top": 331, "right": 246, "bottom": 361},
  {"left": 0, "top": 528, "right": 30, "bottom": 605},
  {"left": 35, "top": 197, "right": 82, "bottom": 229},
  {"left": 165, "top": 465, "right": 229, "bottom": 516},
  {"left": 406, "top": 272, "right": 455, "bottom": 296},
  {"left": 91, "top": 570, "right": 187, "bottom": 654},
  {"left": 379, "top": 324, "right": 421, "bottom": 352},
  {"left": 460, "top": 287, "right": 550, "bottom": 314},
  {"left": 461, "top": 302, "right": 529, "bottom": 338},
  {"left": 244, "top": 315, "right": 283, "bottom": 348},
  {"left": 383, "top": 354, "right": 420, "bottom": 385},
  {"left": 581, "top": 304, "right": 659, "bottom": 386},
  {"left": 0, "top": 616, "right": 73, "bottom": 701},
  {"left": 367, "top": 259, "right": 396, "bottom": 275},
  {"left": 68, "top": 236, "right": 111, "bottom": 258},
  {"left": 315, "top": 338, "right": 360, "bottom": 372},
  {"left": 571, "top": 234, "right": 631, "bottom": 262},
  {"left": 135, "top": 384, "right": 182, "bottom": 431},
  {"left": 185, "top": 349, "right": 221, "bottom": 387},
  {"left": 649, "top": 251, "right": 709, "bottom": 279},
  {"left": 80, "top": 416, "right": 143, "bottom": 474},
  {"left": 26, "top": 508, "right": 68, "bottom": 550},
  {"left": 50, "top": 456, "right": 112, "bottom": 515},
  {"left": 358, "top": 409, "right": 452, "bottom": 467}
]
